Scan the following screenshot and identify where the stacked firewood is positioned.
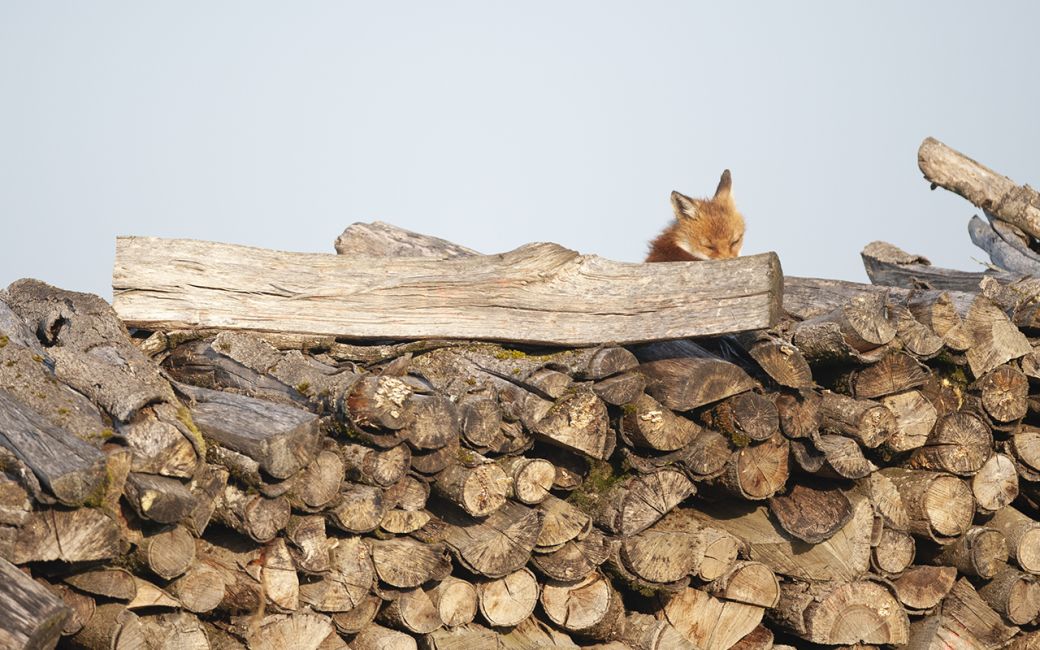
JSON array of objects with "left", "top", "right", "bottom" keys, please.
[{"left": 5, "top": 137, "right": 1040, "bottom": 648}]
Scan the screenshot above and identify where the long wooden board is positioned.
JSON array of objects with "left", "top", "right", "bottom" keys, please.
[{"left": 112, "top": 237, "right": 782, "bottom": 345}]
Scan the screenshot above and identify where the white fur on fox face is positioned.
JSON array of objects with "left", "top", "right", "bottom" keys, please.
[{"left": 676, "top": 238, "right": 709, "bottom": 260}]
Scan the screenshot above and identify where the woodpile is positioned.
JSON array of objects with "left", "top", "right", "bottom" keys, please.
[{"left": 6, "top": 138, "right": 1040, "bottom": 648}]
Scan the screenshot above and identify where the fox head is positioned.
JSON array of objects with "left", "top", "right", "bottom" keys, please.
[{"left": 670, "top": 170, "right": 745, "bottom": 260}]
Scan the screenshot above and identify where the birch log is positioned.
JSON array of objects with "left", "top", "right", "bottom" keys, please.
[{"left": 112, "top": 237, "right": 782, "bottom": 345}]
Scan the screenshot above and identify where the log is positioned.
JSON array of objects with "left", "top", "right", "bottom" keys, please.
[
  {"left": 5, "top": 279, "right": 174, "bottom": 422},
  {"left": 702, "top": 391, "right": 779, "bottom": 443},
  {"left": 706, "top": 561, "right": 780, "bottom": 608},
  {"left": 878, "top": 468, "right": 974, "bottom": 543},
  {"left": 113, "top": 236, "right": 783, "bottom": 345},
  {"left": 791, "top": 292, "right": 895, "bottom": 360},
  {"left": 818, "top": 392, "right": 896, "bottom": 449},
  {"left": 213, "top": 481, "right": 290, "bottom": 542},
  {"left": 861, "top": 240, "right": 997, "bottom": 293},
  {"left": 433, "top": 455, "right": 510, "bottom": 517},
  {"left": 908, "top": 412, "right": 992, "bottom": 476},
  {"left": 918, "top": 136, "right": 1040, "bottom": 241},
  {"left": 872, "top": 528, "right": 915, "bottom": 576},
  {"left": 731, "top": 329, "right": 814, "bottom": 389},
  {"left": 691, "top": 495, "right": 873, "bottom": 582},
  {"left": 438, "top": 501, "right": 543, "bottom": 579},
  {"left": 11, "top": 507, "right": 121, "bottom": 564},
  {"left": 972, "top": 453, "right": 1019, "bottom": 514},
  {"left": 368, "top": 538, "right": 451, "bottom": 589},
  {"left": 0, "top": 557, "right": 70, "bottom": 650},
  {"left": 476, "top": 568, "right": 539, "bottom": 628},
  {"left": 879, "top": 390, "right": 936, "bottom": 452},
  {"left": 661, "top": 587, "right": 764, "bottom": 650},
  {"left": 298, "top": 536, "right": 373, "bottom": 613},
  {"left": 167, "top": 563, "right": 226, "bottom": 614},
  {"left": 892, "top": 567, "right": 957, "bottom": 616},
  {"left": 771, "top": 580, "right": 909, "bottom": 645},
  {"left": 768, "top": 483, "right": 853, "bottom": 544},
  {"left": 133, "top": 525, "right": 195, "bottom": 580},
  {"left": 351, "top": 622, "right": 418, "bottom": 650},
  {"left": 335, "top": 221, "right": 480, "bottom": 259},
  {"left": 540, "top": 572, "right": 624, "bottom": 640},
  {"left": 977, "top": 565, "right": 1040, "bottom": 625},
  {"left": 536, "top": 495, "right": 592, "bottom": 549},
  {"left": 498, "top": 456, "right": 555, "bottom": 505},
  {"left": 378, "top": 588, "right": 443, "bottom": 635},
  {"left": 637, "top": 357, "right": 757, "bottom": 412},
  {"left": 427, "top": 577, "right": 478, "bottom": 628},
  {"left": 178, "top": 383, "right": 320, "bottom": 480},
  {"left": 115, "top": 403, "right": 200, "bottom": 479},
  {"left": 287, "top": 449, "right": 344, "bottom": 511},
  {"left": 969, "top": 215, "right": 1040, "bottom": 275},
  {"left": 594, "top": 469, "right": 695, "bottom": 537},
  {"left": 987, "top": 506, "right": 1040, "bottom": 575},
  {"left": 846, "top": 352, "right": 929, "bottom": 399},
  {"left": 715, "top": 434, "right": 789, "bottom": 501},
  {"left": 617, "top": 612, "right": 695, "bottom": 650},
  {"left": 0, "top": 389, "right": 107, "bottom": 506},
  {"left": 978, "top": 364, "right": 1028, "bottom": 422},
  {"left": 339, "top": 442, "right": 410, "bottom": 488},
  {"left": 620, "top": 393, "right": 701, "bottom": 451},
  {"left": 935, "top": 526, "right": 1008, "bottom": 580}
]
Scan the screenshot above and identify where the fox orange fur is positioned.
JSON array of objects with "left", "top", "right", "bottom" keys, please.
[{"left": 645, "top": 169, "right": 745, "bottom": 262}]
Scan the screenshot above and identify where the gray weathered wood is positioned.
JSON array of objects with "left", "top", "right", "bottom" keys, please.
[
  {"left": 0, "top": 557, "right": 70, "bottom": 650},
  {"left": 335, "top": 221, "right": 479, "bottom": 259},
  {"left": 918, "top": 136, "right": 1040, "bottom": 241},
  {"left": 176, "top": 382, "right": 319, "bottom": 479},
  {"left": 5, "top": 279, "right": 174, "bottom": 422},
  {"left": 112, "top": 236, "right": 783, "bottom": 345},
  {"left": 861, "top": 240, "right": 1000, "bottom": 293},
  {"left": 969, "top": 215, "right": 1040, "bottom": 275},
  {"left": 0, "top": 389, "right": 107, "bottom": 506}
]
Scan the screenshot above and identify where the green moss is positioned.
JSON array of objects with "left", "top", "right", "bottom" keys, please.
[
  {"left": 31, "top": 354, "right": 43, "bottom": 363},
  {"left": 215, "top": 339, "right": 231, "bottom": 353},
  {"left": 4, "top": 360, "right": 14, "bottom": 367},
  {"left": 457, "top": 448, "right": 477, "bottom": 464},
  {"left": 464, "top": 377, "right": 477, "bottom": 386},
  {"left": 98, "top": 428, "right": 114, "bottom": 440},
  {"left": 730, "top": 431, "right": 751, "bottom": 448},
  {"left": 81, "top": 463, "right": 113, "bottom": 509},
  {"left": 621, "top": 402, "right": 638, "bottom": 416},
  {"left": 176, "top": 407, "right": 207, "bottom": 456},
  {"left": 57, "top": 407, "right": 70, "bottom": 416},
  {"left": 0, "top": 334, "right": 8, "bottom": 349},
  {"left": 296, "top": 382, "right": 312, "bottom": 396},
  {"left": 493, "top": 348, "right": 529, "bottom": 360},
  {"left": 567, "top": 459, "right": 626, "bottom": 516}
]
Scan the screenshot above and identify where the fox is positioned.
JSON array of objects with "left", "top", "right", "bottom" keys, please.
[{"left": 645, "top": 169, "right": 745, "bottom": 262}]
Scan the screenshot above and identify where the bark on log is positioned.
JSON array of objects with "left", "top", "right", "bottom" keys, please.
[
  {"left": 935, "top": 526, "right": 1008, "bottom": 580},
  {"left": 0, "top": 389, "right": 107, "bottom": 506},
  {"left": 113, "top": 237, "right": 783, "bottom": 345},
  {"left": 977, "top": 564, "right": 1040, "bottom": 625},
  {"left": 178, "top": 383, "right": 320, "bottom": 480},
  {"left": 879, "top": 468, "right": 975, "bottom": 543},
  {"left": 771, "top": 580, "right": 909, "bottom": 645},
  {"left": 0, "top": 557, "right": 70, "bottom": 650},
  {"left": 988, "top": 506, "right": 1040, "bottom": 575},
  {"left": 918, "top": 136, "right": 1040, "bottom": 241},
  {"left": 908, "top": 412, "right": 992, "bottom": 476},
  {"left": 819, "top": 391, "right": 896, "bottom": 449}
]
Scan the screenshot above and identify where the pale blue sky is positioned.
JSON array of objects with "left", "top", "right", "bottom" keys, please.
[{"left": 1, "top": 2, "right": 1038, "bottom": 297}]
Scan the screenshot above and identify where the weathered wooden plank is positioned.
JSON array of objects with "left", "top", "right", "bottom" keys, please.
[
  {"left": 176, "top": 383, "right": 320, "bottom": 480},
  {"left": 0, "top": 558, "right": 70, "bottom": 650},
  {"left": 112, "top": 236, "right": 783, "bottom": 345},
  {"left": 0, "top": 389, "right": 107, "bottom": 506},
  {"left": 918, "top": 136, "right": 1040, "bottom": 241}
]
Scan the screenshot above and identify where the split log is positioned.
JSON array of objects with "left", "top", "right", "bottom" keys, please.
[
  {"left": 476, "top": 568, "right": 539, "bottom": 628},
  {"left": 620, "top": 393, "right": 701, "bottom": 451},
  {"left": 437, "top": 501, "right": 544, "bottom": 579},
  {"left": 918, "top": 136, "right": 1040, "bottom": 241},
  {"left": 0, "top": 557, "right": 70, "bottom": 650},
  {"left": 715, "top": 434, "right": 789, "bottom": 501},
  {"left": 183, "top": 463, "right": 229, "bottom": 537},
  {"left": 66, "top": 603, "right": 147, "bottom": 650},
  {"left": 774, "top": 390, "right": 821, "bottom": 440},
  {"left": 10, "top": 507, "right": 121, "bottom": 564},
  {"left": 213, "top": 481, "right": 290, "bottom": 542},
  {"left": 593, "top": 469, "right": 695, "bottom": 537},
  {"left": 791, "top": 292, "right": 895, "bottom": 360},
  {"left": 771, "top": 580, "right": 909, "bottom": 645},
  {"left": 978, "top": 364, "right": 1028, "bottom": 422},
  {"left": 285, "top": 515, "right": 331, "bottom": 574},
  {"left": 286, "top": 449, "right": 344, "bottom": 511},
  {"left": 768, "top": 483, "right": 853, "bottom": 544},
  {"left": 423, "top": 623, "right": 502, "bottom": 649},
  {"left": 530, "top": 387, "right": 614, "bottom": 460},
  {"left": 846, "top": 352, "right": 929, "bottom": 399},
  {"left": 351, "top": 622, "right": 418, "bottom": 650},
  {"left": 872, "top": 528, "right": 916, "bottom": 576},
  {"left": 926, "top": 578, "right": 1020, "bottom": 648},
  {"left": 813, "top": 434, "right": 878, "bottom": 480},
  {"left": 637, "top": 356, "right": 757, "bottom": 412},
  {"left": 0, "top": 389, "right": 107, "bottom": 506},
  {"left": 617, "top": 612, "right": 695, "bottom": 650},
  {"left": 536, "top": 495, "right": 592, "bottom": 549},
  {"left": 591, "top": 372, "right": 646, "bottom": 406},
  {"left": 892, "top": 565, "right": 957, "bottom": 613},
  {"left": 861, "top": 240, "right": 997, "bottom": 293},
  {"left": 706, "top": 561, "right": 780, "bottom": 608},
  {"left": 661, "top": 587, "right": 764, "bottom": 650},
  {"left": 178, "top": 383, "right": 320, "bottom": 479},
  {"left": 691, "top": 495, "right": 873, "bottom": 582},
  {"left": 731, "top": 329, "right": 814, "bottom": 389},
  {"left": 167, "top": 563, "right": 226, "bottom": 614},
  {"left": 327, "top": 484, "right": 386, "bottom": 535},
  {"left": 529, "top": 528, "right": 613, "bottom": 582},
  {"left": 298, "top": 537, "right": 373, "bottom": 613},
  {"left": 368, "top": 538, "right": 451, "bottom": 589},
  {"left": 497, "top": 617, "right": 578, "bottom": 648},
  {"left": 115, "top": 403, "right": 200, "bottom": 479},
  {"left": 113, "top": 237, "right": 783, "bottom": 345}
]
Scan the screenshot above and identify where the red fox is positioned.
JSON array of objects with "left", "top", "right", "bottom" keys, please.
[{"left": 645, "top": 170, "right": 745, "bottom": 262}]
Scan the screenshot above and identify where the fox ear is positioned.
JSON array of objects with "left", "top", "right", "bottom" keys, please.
[
  {"left": 671, "top": 191, "right": 699, "bottom": 220},
  {"left": 713, "top": 169, "right": 733, "bottom": 203}
]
